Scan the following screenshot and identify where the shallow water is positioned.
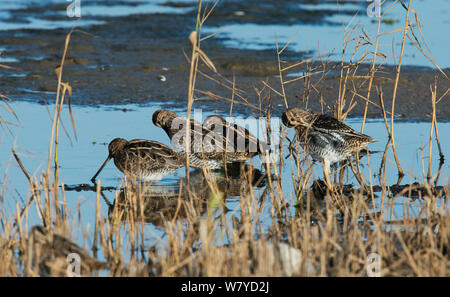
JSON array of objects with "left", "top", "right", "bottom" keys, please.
[
  {"left": 0, "top": 1, "right": 448, "bottom": 276},
  {"left": 205, "top": 0, "right": 450, "bottom": 68},
  {"left": 0, "top": 0, "right": 192, "bottom": 31},
  {"left": 1, "top": 0, "right": 449, "bottom": 68},
  {"left": 0, "top": 100, "right": 447, "bottom": 274},
  {"left": 1, "top": 101, "right": 448, "bottom": 229}
]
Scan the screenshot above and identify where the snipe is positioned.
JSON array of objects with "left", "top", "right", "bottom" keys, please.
[
  {"left": 29, "top": 225, "right": 108, "bottom": 276},
  {"left": 203, "top": 114, "right": 270, "bottom": 159},
  {"left": 282, "top": 108, "right": 375, "bottom": 186},
  {"left": 91, "top": 138, "right": 184, "bottom": 183},
  {"left": 152, "top": 110, "right": 269, "bottom": 169}
]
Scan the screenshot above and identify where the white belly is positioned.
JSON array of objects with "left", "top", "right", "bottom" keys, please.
[{"left": 310, "top": 148, "right": 347, "bottom": 164}]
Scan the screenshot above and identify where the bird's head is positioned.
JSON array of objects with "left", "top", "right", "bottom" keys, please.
[
  {"left": 152, "top": 109, "right": 178, "bottom": 128},
  {"left": 282, "top": 108, "right": 316, "bottom": 128},
  {"left": 108, "top": 138, "right": 128, "bottom": 157}
]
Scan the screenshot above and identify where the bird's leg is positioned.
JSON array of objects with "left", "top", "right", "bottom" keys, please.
[
  {"left": 330, "top": 162, "right": 339, "bottom": 185},
  {"left": 285, "top": 130, "right": 299, "bottom": 160},
  {"left": 99, "top": 189, "right": 113, "bottom": 208},
  {"left": 322, "top": 159, "right": 333, "bottom": 190},
  {"left": 338, "top": 160, "right": 347, "bottom": 185},
  {"left": 285, "top": 137, "right": 294, "bottom": 159}
]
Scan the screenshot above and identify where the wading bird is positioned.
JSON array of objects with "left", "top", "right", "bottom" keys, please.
[
  {"left": 152, "top": 110, "right": 270, "bottom": 169},
  {"left": 91, "top": 138, "right": 185, "bottom": 183},
  {"left": 282, "top": 108, "right": 375, "bottom": 188}
]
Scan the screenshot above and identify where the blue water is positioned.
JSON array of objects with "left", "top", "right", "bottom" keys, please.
[
  {"left": 0, "top": 101, "right": 447, "bottom": 274},
  {"left": 0, "top": 0, "right": 449, "bottom": 273},
  {"left": 1, "top": 101, "right": 448, "bottom": 221},
  {"left": 0, "top": 0, "right": 193, "bottom": 31},
  {"left": 205, "top": 0, "right": 450, "bottom": 68},
  {"left": 1, "top": 1, "right": 449, "bottom": 67}
]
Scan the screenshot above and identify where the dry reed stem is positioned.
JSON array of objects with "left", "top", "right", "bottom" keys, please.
[
  {"left": 47, "top": 30, "right": 73, "bottom": 177},
  {"left": 1, "top": 0, "right": 449, "bottom": 278},
  {"left": 388, "top": 0, "right": 414, "bottom": 178},
  {"left": 361, "top": 4, "right": 382, "bottom": 132},
  {"left": 427, "top": 78, "right": 437, "bottom": 182},
  {"left": 275, "top": 37, "right": 289, "bottom": 108}
]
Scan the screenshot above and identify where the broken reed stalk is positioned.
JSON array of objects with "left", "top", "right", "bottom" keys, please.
[
  {"left": 276, "top": 36, "right": 289, "bottom": 108},
  {"left": 39, "top": 30, "right": 74, "bottom": 232},
  {"left": 184, "top": 0, "right": 220, "bottom": 183},
  {"left": 427, "top": 78, "right": 437, "bottom": 183},
  {"left": 377, "top": 87, "right": 391, "bottom": 137},
  {"left": 11, "top": 149, "right": 45, "bottom": 226},
  {"left": 361, "top": 4, "right": 382, "bottom": 132},
  {"left": 336, "top": 20, "right": 360, "bottom": 120},
  {"left": 185, "top": 0, "right": 207, "bottom": 182},
  {"left": 389, "top": 0, "right": 413, "bottom": 178},
  {"left": 54, "top": 83, "right": 72, "bottom": 181},
  {"left": 0, "top": 93, "right": 19, "bottom": 133},
  {"left": 377, "top": 86, "right": 391, "bottom": 214},
  {"left": 433, "top": 89, "right": 448, "bottom": 163},
  {"left": 93, "top": 181, "right": 101, "bottom": 259},
  {"left": 47, "top": 31, "right": 72, "bottom": 179}
]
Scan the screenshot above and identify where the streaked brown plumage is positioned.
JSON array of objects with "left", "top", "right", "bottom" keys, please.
[
  {"left": 29, "top": 225, "right": 108, "bottom": 276},
  {"left": 152, "top": 110, "right": 269, "bottom": 169},
  {"left": 282, "top": 108, "right": 375, "bottom": 187},
  {"left": 91, "top": 138, "right": 184, "bottom": 183},
  {"left": 203, "top": 114, "right": 270, "bottom": 159},
  {"left": 282, "top": 108, "right": 375, "bottom": 165}
]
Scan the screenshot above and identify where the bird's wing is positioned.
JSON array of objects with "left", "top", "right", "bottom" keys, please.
[
  {"left": 312, "top": 114, "right": 373, "bottom": 141},
  {"left": 230, "top": 121, "right": 270, "bottom": 154},
  {"left": 126, "top": 140, "right": 181, "bottom": 166},
  {"left": 204, "top": 115, "right": 270, "bottom": 154}
]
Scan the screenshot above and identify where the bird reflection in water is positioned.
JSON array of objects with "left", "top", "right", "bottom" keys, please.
[{"left": 104, "top": 164, "right": 267, "bottom": 227}]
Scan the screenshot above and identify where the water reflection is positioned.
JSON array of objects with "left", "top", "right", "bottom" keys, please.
[
  {"left": 1, "top": 102, "right": 448, "bottom": 236},
  {"left": 104, "top": 164, "right": 267, "bottom": 227}
]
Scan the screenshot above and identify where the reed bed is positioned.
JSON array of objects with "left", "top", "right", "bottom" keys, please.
[{"left": 0, "top": 0, "right": 448, "bottom": 277}]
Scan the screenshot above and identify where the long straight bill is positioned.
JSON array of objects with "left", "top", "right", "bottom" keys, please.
[{"left": 91, "top": 155, "right": 112, "bottom": 183}]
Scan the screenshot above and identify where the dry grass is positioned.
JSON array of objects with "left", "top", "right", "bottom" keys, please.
[{"left": 0, "top": 0, "right": 449, "bottom": 277}]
